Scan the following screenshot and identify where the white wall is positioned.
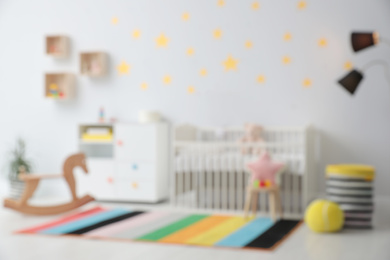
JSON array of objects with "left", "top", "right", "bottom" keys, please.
[{"left": 0, "top": 0, "right": 390, "bottom": 197}]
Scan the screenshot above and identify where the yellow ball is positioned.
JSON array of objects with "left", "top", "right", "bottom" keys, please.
[{"left": 305, "top": 199, "right": 344, "bottom": 233}]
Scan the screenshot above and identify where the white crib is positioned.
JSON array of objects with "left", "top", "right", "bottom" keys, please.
[{"left": 170, "top": 125, "right": 318, "bottom": 218}]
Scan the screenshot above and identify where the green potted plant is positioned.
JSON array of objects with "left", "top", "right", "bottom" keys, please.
[{"left": 8, "top": 138, "right": 33, "bottom": 199}]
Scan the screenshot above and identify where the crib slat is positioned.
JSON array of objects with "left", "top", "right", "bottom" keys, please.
[
  {"left": 222, "top": 173, "right": 228, "bottom": 210},
  {"left": 229, "top": 171, "right": 235, "bottom": 211},
  {"left": 214, "top": 156, "right": 220, "bottom": 210},
  {"left": 178, "top": 169, "right": 183, "bottom": 206},
  {"left": 193, "top": 156, "right": 198, "bottom": 208},
  {"left": 237, "top": 170, "right": 243, "bottom": 211},
  {"left": 284, "top": 171, "right": 291, "bottom": 215},
  {"left": 171, "top": 145, "right": 176, "bottom": 207},
  {"left": 185, "top": 163, "right": 191, "bottom": 208},
  {"left": 207, "top": 161, "right": 213, "bottom": 209},
  {"left": 290, "top": 160, "right": 297, "bottom": 214},
  {"left": 287, "top": 144, "right": 294, "bottom": 215},
  {"left": 199, "top": 167, "right": 205, "bottom": 209},
  {"left": 216, "top": 171, "right": 221, "bottom": 210},
  {"left": 294, "top": 161, "right": 301, "bottom": 214},
  {"left": 222, "top": 157, "right": 228, "bottom": 211}
]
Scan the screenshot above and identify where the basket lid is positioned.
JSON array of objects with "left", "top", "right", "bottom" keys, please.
[{"left": 326, "top": 164, "right": 375, "bottom": 180}]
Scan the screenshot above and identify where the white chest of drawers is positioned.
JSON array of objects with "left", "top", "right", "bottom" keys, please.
[{"left": 77, "top": 123, "right": 169, "bottom": 203}]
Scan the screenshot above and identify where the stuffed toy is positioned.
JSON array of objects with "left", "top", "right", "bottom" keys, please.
[
  {"left": 247, "top": 152, "right": 285, "bottom": 187},
  {"left": 240, "top": 123, "right": 264, "bottom": 154}
]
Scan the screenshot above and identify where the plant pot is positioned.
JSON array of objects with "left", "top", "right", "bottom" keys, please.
[{"left": 9, "top": 179, "right": 25, "bottom": 199}]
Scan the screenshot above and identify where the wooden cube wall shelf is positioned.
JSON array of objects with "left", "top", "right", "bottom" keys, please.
[
  {"left": 80, "top": 52, "right": 107, "bottom": 77},
  {"left": 46, "top": 36, "right": 69, "bottom": 58},
  {"left": 45, "top": 73, "right": 75, "bottom": 100}
]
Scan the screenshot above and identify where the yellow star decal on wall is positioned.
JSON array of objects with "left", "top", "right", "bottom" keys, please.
[
  {"left": 217, "top": 0, "right": 225, "bottom": 7},
  {"left": 112, "top": 17, "right": 119, "bottom": 25},
  {"left": 303, "top": 78, "right": 312, "bottom": 88},
  {"left": 117, "top": 61, "right": 130, "bottom": 75},
  {"left": 213, "top": 29, "right": 222, "bottom": 39},
  {"left": 245, "top": 41, "right": 253, "bottom": 48},
  {"left": 297, "top": 1, "right": 307, "bottom": 10},
  {"left": 141, "top": 83, "right": 148, "bottom": 90},
  {"left": 252, "top": 2, "right": 260, "bottom": 10},
  {"left": 188, "top": 86, "right": 195, "bottom": 94},
  {"left": 344, "top": 61, "right": 353, "bottom": 70},
  {"left": 132, "top": 30, "right": 141, "bottom": 39},
  {"left": 163, "top": 75, "right": 172, "bottom": 85},
  {"left": 284, "top": 32, "right": 292, "bottom": 41},
  {"left": 187, "top": 47, "right": 195, "bottom": 56},
  {"left": 182, "top": 12, "right": 190, "bottom": 21},
  {"left": 257, "top": 75, "right": 266, "bottom": 83},
  {"left": 156, "top": 33, "right": 169, "bottom": 47},
  {"left": 223, "top": 55, "right": 238, "bottom": 71},
  {"left": 282, "top": 56, "right": 291, "bottom": 65},
  {"left": 318, "top": 38, "right": 327, "bottom": 47},
  {"left": 200, "top": 68, "right": 208, "bottom": 76}
]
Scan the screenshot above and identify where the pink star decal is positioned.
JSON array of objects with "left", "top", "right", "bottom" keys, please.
[{"left": 247, "top": 152, "right": 285, "bottom": 186}]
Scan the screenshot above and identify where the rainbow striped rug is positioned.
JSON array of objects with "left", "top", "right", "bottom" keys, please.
[{"left": 17, "top": 207, "right": 301, "bottom": 251}]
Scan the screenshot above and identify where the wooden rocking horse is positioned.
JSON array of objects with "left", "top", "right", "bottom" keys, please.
[{"left": 4, "top": 153, "right": 94, "bottom": 215}]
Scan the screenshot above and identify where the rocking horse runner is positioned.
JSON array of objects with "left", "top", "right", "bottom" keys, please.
[{"left": 4, "top": 153, "right": 94, "bottom": 215}]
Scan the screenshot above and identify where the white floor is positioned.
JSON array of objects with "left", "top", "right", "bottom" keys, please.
[{"left": 0, "top": 197, "right": 389, "bottom": 260}]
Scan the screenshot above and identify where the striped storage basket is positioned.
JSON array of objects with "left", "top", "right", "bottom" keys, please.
[{"left": 326, "top": 165, "right": 375, "bottom": 229}]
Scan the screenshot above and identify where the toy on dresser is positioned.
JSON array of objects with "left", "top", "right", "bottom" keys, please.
[
  {"left": 240, "top": 123, "right": 264, "bottom": 154},
  {"left": 244, "top": 152, "right": 286, "bottom": 221}
]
